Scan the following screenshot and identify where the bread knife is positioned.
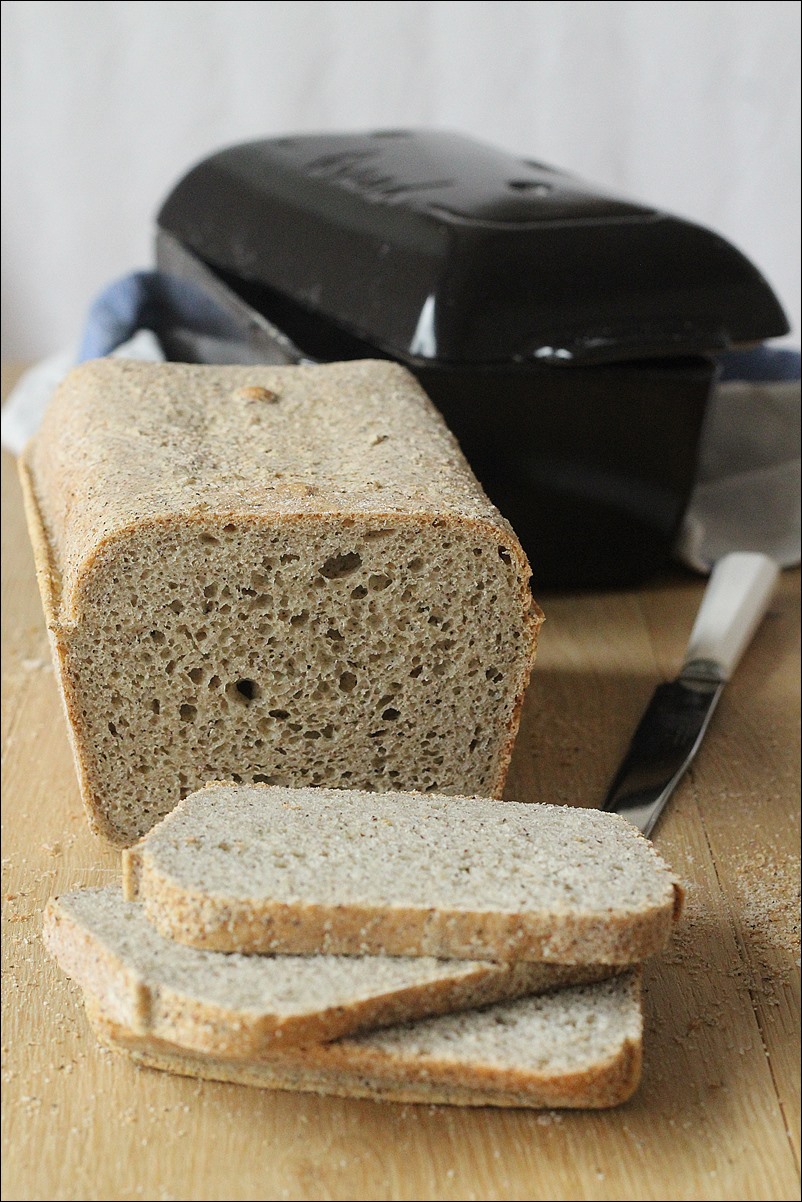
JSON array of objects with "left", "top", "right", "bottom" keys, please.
[{"left": 602, "top": 552, "right": 780, "bottom": 837}]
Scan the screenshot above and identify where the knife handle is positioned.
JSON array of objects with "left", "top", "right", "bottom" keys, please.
[{"left": 683, "top": 553, "right": 780, "bottom": 681}]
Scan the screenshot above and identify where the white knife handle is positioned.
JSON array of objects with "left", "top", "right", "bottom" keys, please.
[{"left": 683, "top": 552, "right": 780, "bottom": 681}]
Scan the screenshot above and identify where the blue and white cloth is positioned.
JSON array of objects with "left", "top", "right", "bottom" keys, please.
[{"left": 3, "top": 271, "right": 799, "bottom": 573}]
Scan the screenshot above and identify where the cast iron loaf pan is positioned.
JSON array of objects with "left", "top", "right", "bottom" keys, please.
[{"left": 154, "top": 130, "right": 788, "bottom": 587}]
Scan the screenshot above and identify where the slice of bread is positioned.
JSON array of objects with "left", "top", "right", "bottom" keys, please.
[
  {"left": 43, "top": 887, "right": 616, "bottom": 1057},
  {"left": 20, "top": 359, "right": 541, "bottom": 846},
  {"left": 86, "top": 971, "right": 643, "bottom": 1109},
  {"left": 124, "top": 784, "right": 683, "bottom": 962}
]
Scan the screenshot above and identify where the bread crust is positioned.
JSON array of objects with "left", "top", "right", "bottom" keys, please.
[
  {"left": 43, "top": 889, "right": 617, "bottom": 1057},
  {"left": 85, "top": 977, "right": 643, "bottom": 1110},
  {"left": 18, "top": 453, "right": 108, "bottom": 834},
  {"left": 129, "top": 860, "right": 678, "bottom": 964},
  {"left": 124, "top": 785, "right": 683, "bottom": 964}
]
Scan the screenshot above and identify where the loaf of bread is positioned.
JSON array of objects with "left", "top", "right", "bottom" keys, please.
[
  {"left": 43, "top": 887, "right": 614, "bottom": 1056},
  {"left": 85, "top": 972, "right": 643, "bottom": 1109},
  {"left": 20, "top": 359, "right": 542, "bottom": 844},
  {"left": 124, "top": 783, "right": 683, "bottom": 961}
]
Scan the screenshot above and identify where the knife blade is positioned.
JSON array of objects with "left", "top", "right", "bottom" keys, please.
[{"left": 602, "top": 552, "right": 780, "bottom": 837}]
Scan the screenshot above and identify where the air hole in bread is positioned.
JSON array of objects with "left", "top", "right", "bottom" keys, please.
[
  {"left": 320, "top": 552, "right": 362, "bottom": 579},
  {"left": 227, "top": 679, "right": 260, "bottom": 705}
]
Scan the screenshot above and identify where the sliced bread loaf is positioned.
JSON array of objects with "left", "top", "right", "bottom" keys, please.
[
  {"left": 123, "top": 784, "right": 683, "bottom": 962},
  {"left": 86, "top": 971, "right": 643, "bottom": 1109},
  {"left": 43, "top": 887, "right": 615, "bottom": 1056},
  {"left": 21, "top": 359, "right": 541, "bottom": 845}
]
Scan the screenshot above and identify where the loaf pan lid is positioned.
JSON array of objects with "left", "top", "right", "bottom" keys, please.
[{"left": 157, "top": 130, "right": 789, "bottom": 367}]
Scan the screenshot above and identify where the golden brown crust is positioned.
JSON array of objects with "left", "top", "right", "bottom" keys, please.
[
  {"left": 123, "top": 784, "right": 680, "bottom": 965},
  {"left": 131, "top": 869, "right": 676, "bottom": 965},
  {"left": 18, "top": 451, "right": 61, "bottom": 626},
  {"left": 86, "top": 995, "right": 642, "bottom": 1110},
  {"left": 19, "top": 452, "right": 117, "bottom": 840},
  {"left": 493, "top": 599, "right": 544, "bottom": 796},
  {"left": 672, "top": 879, "right": 686, "bottom": 923},
  {"left": 43, "top": 891, "right": 614, "bottom": 1058}
]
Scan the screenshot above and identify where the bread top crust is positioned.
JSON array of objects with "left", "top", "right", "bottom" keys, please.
[{"left": 23, "top": 359, "right": 531, "bottom": 626}]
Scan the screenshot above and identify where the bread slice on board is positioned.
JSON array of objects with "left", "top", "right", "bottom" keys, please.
[
  {"left": 85, "top": 970, "right": 643, "bottom": 1109},
  {"left": 123, "top": 784, "right": 683, "bottom": 962},
  {"left": 20, "top": 358, "right": 541, "bottom": 846},
  {"left": 43, "top": 887, "right": 616, "bottom": 1057}
]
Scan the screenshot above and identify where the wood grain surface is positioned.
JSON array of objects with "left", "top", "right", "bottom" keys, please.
[{"left": 2, "top": 365, "right": 800, "bottom": 1202}]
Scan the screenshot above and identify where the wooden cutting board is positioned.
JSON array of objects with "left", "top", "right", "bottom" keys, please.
[{"left": 2, "top": 365, "right": 799, "bottom": 1201}]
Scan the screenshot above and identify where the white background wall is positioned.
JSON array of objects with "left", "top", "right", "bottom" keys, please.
[{"left": 2, "top": 0, "right": 799, "bottom": 359}]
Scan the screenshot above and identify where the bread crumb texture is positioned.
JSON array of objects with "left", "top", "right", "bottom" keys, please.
[
  {"left": 22, "top": 360, "right": 541, "bottom": 844},
  {"left": 85, "top": 970, "right": 643, "bottom": 1108},
  {"left": 125, "top": 785, "right": 681, "bottom": 962},
  {"left": 42, "top": 886, "right": 619, "bottom": 1057}
]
